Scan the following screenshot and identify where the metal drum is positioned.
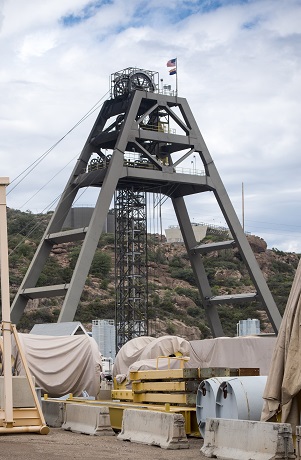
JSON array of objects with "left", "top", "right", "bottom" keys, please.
[
  {"left": 196, "top": 377, "right": 232, "bottom": 437},
  {"left": 216, "top": 376, "right": 267, "bottom": 421}
]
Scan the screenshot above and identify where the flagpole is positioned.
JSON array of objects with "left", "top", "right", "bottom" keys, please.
[
  {"left": 176, "top": 58, "right": 178, "bottom": 95},
  {"left": 166, "top": 58, "right": 178, "bottom": 95},
  {"left": 242, "top": 181, "right": 245, "bottom": 232}
]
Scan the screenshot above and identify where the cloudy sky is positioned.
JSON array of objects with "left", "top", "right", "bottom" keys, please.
[{"left": 1, "top": 0, "right": 301, "bottom": 252}]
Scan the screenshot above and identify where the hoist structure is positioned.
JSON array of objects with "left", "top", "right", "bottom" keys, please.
[{"left": 10, "top": 67, "right": 282, "bottom": 348}]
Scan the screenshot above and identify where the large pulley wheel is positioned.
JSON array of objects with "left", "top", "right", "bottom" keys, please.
[
  {"left": 129, "top": 72, "right": 155, "bottom": 93},
  {"left": 113, "top": 76, "right": 130, "bottom": 98},
  {"left": 113, "top": 71, "right": 155, "bottom": 98}
]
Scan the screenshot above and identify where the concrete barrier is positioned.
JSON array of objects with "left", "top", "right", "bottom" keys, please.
[
  {"left": 42, "top": 399, "right": 65, "bottom": 427},
  {"left": 62, "top": 403, "right": 114, "bottom": 436},
  {"left": 201, "top": 418, "right": 295, "bottom": 460},
  {"left": 117, "top": 409, "right": 189, "bottom": 449}
]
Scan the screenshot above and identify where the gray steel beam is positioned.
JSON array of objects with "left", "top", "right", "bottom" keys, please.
[
  {"left": 46, "top": 228, "right": 87, "bottom": 244},
  {"left": 138, "top": 129, "right": 189, "bottom": 145},
  {"left": 208, "top": 293, "right": 258, "bottom": 305},
  {"left": 58, "top": 90, "right": 144, "bottom": 322},
  {"left": 177, "top": 99, "right": 282, "bottom": 333},
  {"left": 10, "top": 96, "right": 112, "bottom": 324},
  {"left": 21, "top": 284, "right": 69, "bottom": 299},
  {"left": 11, "top": 239, "right": 54, "bottom": 323},
  {"left": 58, "top": 150, "right": 124, "bottom": 322},
  {"left": 192, "top": 240, "right": 236, "bottom": 254},
  {"left": 172, "top": 195, "right": 224, "bottom": 337},
  {"left": 75, "top": 165, "right": 213, "bottom": 191}
]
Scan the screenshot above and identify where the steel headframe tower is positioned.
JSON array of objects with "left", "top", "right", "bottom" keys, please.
[
  {"left": 10, "top": 66, "right": 282, "bottom": 339},
  {"left": 115, "top": 187, "right": 148, "bottom": 350}
]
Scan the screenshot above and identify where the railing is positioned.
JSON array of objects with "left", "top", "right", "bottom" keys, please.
[
  {"left": 174, "top": 167, "right": 205, "bottom": 176},
  {"left": 158, "top": 89, "right": 177, "bottom": 97},
  {"left": 139, "top": 123, "right": 176, "bottom": 135},
  {"left": 86, "top": 157, "right": 205, "bottom": 176}
]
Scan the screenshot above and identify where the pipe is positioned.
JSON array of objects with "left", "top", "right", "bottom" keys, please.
[{"left": 0, "top": 425, "right": 49, "bottom": 434}]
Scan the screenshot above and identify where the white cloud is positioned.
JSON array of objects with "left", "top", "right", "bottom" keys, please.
[
  {"left": 0, "top": 0, "right": 301, "bottom": 251},
  {"left": 18, "top": 31, "right": 58, "bottom": 60}
]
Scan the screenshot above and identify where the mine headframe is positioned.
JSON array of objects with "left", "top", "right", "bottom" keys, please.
[{"left": 10, "top": 67, "right": 282, "bottom": 339}]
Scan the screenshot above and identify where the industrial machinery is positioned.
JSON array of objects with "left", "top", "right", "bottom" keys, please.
[{"left": 10, "top": 67, "right": 282, "bottom": 350}]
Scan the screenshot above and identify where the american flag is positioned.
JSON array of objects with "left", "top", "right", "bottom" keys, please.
[{"left": 167, "top": 58, "right": 177, "bottom": 67}]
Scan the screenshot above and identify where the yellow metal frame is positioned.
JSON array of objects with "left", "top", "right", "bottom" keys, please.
[
  {"left": 111, "top": 389, "right": 133, "bottom": 401},
  {"left": 129, "top": 367, "right": 198, "bottom": 381},
  {"left": 132, "top": 392, "right": 196, "bottom": 405},
  {"left": 132, "top": 380, "right": 191, "bottom": 392},
  {"left": 48, "top": 396, "right": 200, "bottom": 437}
]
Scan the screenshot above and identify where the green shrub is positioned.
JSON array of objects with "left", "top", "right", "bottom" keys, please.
[
  {"left": 187, "top": 306, "right": 200, "bottom": 317},
  {"left": 175, "top": 287, "right": 201, "bottom": 305},
  {"left": 90, "top": 251, "right": 112, "bottom": 277},
  {"left": 170, "top": 267, "right": 196, "bottom": 285},
  {"left": 37, "top": 258, "right": 69, "bottom": 286},
  {"left": 148, "top": 248, "right": 167, "bottom": 264},
  {"left": 166, "top": 321, "right": 176, "bottom": 335},
  {"left": 98, "top": 233, "right": 115, "bottom": 247},
  {"left": 169, "top": 255, "right": 185, "bottom": 268}
]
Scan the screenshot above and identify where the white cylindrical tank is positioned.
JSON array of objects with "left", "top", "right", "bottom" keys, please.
[
  {"left": 238, "top": 318, "right": 260, "bottom": 336},
  {"left": 196, "top": 377, "right": 232, "bottom": 437},
  {"left": 216, "top": 376, "right": 267, "bottom": 421}
]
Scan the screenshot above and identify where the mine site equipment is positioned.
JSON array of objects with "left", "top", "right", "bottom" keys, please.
[
  {"left": 196, "top": 377, "right": 232, "bottom": 437},
  {"left": 216, "top": 375, "right": 268, "bottom": 421},
  {"left": 10, "top": 67, "right": 282, "bottom": 350}
]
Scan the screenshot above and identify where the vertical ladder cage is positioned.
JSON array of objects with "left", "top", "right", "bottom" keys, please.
[{"left": 115, "top": 187, "right": 148, "bottom": 351}]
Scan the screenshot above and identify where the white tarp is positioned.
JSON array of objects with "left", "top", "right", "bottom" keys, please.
[
  {"left": 139, "top": 335, "right": 190, "bottom": 361},
  {"left": 129, "top": 357, "right": 187, "bottom": 373},
  {"left": 12, "top": 333, "right": 102, "bottom": 398},
  {"left": 113, "top": 336, "right": 155, "bottom": 378},
  {"left": 261, "top": 259, "right": 301, "bottom": 432},
  {"left": 114, "top": 335, "right": 191, "bottom": 388},
  {"left": 113, "top": 335, "right": 190, "bottom": 383},
  {"left": 188, "top": 336, "right": 277, "bottom": 376},
  {"left": 114, "top": 334, "right": 276, "bottom": 389},
  {"left": 113, "top": 335, "right": 191, "bottom": 379}
]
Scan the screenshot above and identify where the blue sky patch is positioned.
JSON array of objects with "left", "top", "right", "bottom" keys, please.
[
  {"left": 199, "top": 0, "right": 251, "bottom": 13},
  {"left": 60, "top": 0, "right": 113, "bottom": 27}
]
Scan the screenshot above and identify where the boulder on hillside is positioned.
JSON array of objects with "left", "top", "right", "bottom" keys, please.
[{"left": 247, "top": 235, "right": 267, "bottom": 253}]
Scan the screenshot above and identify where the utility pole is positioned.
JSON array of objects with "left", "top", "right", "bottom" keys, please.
[
  {"left": 0, "top": 177, "right": 13, "bottom": 427},
  {"left": 0, "top": 177, "right": 49, "bottom": 434}
]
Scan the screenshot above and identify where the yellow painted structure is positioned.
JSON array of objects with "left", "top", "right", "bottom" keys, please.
[
  {"left": 45, "top": 364, "right": 260, "bottom": 437},
  {"left": 114, "top": 363, "right": 259, "bottom": 408}
]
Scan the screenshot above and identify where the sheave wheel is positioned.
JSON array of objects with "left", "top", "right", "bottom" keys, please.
[
  {"left": 129, "top": 72, "right": 155, "bottom": 92},
  {"left": 113, "top": 76, "right": 130, "bottom": 98}
]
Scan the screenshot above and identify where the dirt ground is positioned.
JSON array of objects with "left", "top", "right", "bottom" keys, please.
[{"left": 0, "top": 428, "right": 208, "bottom": 460}]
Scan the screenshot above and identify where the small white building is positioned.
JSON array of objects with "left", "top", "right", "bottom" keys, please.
[
  {"left": 165, "top": 223, "right": 208, "bottom": 243},
  {"left": 92, "top": 319, "right": 116, "bottom": 361}
]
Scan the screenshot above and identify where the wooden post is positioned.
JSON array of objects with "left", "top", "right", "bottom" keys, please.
[
  {"left": 0, "top": 177, "right": 49, "bottom": 434},
  {"left": 0, "top": 177, "right": 13, "bottom": 427}
]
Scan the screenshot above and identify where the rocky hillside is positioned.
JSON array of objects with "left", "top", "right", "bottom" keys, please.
[{"left": 5, "top": 208, "right": 300, "bottom": 339}]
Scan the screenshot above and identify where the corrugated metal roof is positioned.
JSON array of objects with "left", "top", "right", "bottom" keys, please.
[{"left": 30, "top": 322, "right": 87, "bottom": 336}]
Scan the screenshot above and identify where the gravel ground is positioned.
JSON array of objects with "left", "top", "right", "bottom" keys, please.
[{"left": 0, "top": 428, "right": 207, "bottom": 460}]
